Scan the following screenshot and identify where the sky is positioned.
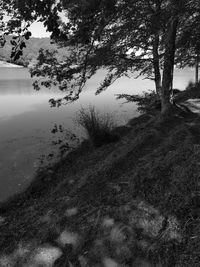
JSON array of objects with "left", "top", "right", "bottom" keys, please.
[
  {"left": 27, "top": 12, "right": 67, "bottom": 38},
  {"left": 3, "top": 11, "right": 67, "bottom": 38},
  {"left": 29, "top": 21, "right": 51, "bottom": 38},
  {"left": 3, "top": 14, "right": 50, "bottom": 38}
]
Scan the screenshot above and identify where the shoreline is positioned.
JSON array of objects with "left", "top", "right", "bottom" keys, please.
[{"left": 0, "top": 61, "right": 24, "bottom": 68}]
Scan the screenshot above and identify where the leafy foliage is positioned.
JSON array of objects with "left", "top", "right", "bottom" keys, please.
[
  {"left": 0, "top": 6, "right": 33, "bottom": 60},
  {"left": 51, "top": 123, "right": 80, "bottom": 158},
  {"left": 36, "top": 124, "right": 80, "bottom": 182},
  {"left": 173, "top": 81, "right": 200, "bottom": 104},
  {"left": 185, "top": 80, "right": 200, "bottom": 91},
  {"left": 29, "top": 47, "right": 86, "bottom": 105},
  {"left": 116, "top": 91, "right": 161, "bottom": 114},
  {"left": 176, "top": 1, "right": 200, "bottom": 68}
]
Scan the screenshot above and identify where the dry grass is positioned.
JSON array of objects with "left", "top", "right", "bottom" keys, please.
[{"left": 76, "top": 106, "right": 118, "bottom": 147}]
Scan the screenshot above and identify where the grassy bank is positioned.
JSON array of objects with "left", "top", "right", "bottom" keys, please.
[{"left": 1, "top": 89, "right": 200, "bottom": 266}]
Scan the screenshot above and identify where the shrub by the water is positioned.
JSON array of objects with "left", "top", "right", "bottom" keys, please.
[
  {"left": 76, "top": 106, "right": 118, "bottom": 147},
  {"left": 117, "top": 82, "right": 200, "bottom": 116},
  {"left": 116, "top": 90, "right": 161, "bottom": 114}
]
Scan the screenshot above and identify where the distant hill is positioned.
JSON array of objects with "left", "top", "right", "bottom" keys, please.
[{"left": 0, "top": 37, "right": 66, "bottom": 67}]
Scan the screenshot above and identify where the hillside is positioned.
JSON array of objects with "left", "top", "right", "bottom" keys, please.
[
  {"left": 0, "top": 89, "right": 200, "bottom": 266},
  {"left": 0, "top": 37, "right": 66, "bottom": 67}
]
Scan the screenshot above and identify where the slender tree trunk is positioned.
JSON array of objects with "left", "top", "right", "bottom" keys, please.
[
  {"left": 153, "top": 33, "right": 161, "bottom": 96},
  {"left": 195, "top": 54, "right": 199, "bottom": 84},
  {"left": 161, "top": 16, "right": 179, "bottom": 115},
  {"left": 152, "top": 1, "right": 162, "bottom": 96},
  {"left": 170, "top": 59, "right": 175, "bottom": 103}
]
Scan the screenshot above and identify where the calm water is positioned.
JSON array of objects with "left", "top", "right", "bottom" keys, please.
[{"left": 0, "top": 67, "right": 195, "bottom": 202}]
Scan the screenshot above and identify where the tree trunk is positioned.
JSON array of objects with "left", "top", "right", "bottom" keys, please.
[
  {"left": 195, "top": 54, "right": 199, "bottom": 84},
  {"left": 161, "top": 16, "right": 179, "bottom": 115},
  {"left": 153, "top": 33, "right": 162, "bottom": 96}
]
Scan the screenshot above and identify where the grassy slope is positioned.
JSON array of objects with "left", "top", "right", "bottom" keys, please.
[{"left": 1, "top": 103, "right": 200, "bottom": 265}]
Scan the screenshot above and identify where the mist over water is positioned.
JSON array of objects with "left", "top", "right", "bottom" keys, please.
[{"left": 0, "top": 67, "right": 195, "bottom": 202}]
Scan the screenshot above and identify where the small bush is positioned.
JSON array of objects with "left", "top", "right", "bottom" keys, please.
[
  {"left": 116, "top": 90, "right": 161, "bottom": 114},
  {"left": 76, "top": 106, "right": 118, "bottom": 147},
  {"left": 174, "top": 81, "right": 200, "bottom": 104},
  {"left": 185, "top": 80, "right": 200, "bottom": 91}
]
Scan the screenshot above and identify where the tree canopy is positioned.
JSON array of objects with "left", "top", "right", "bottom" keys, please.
[{"left": 1, "top": 0, "right": 200, "bottom": 114}]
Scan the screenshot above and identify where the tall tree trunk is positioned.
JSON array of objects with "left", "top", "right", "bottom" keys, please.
[
  {"left": 152, "top": 0, "right": 162, "bottom": 96},
  {"left": 170, "top": 59, "right": 175, "bottom": 103},
  {"left": 153, "top": 33, "right": 161, "bottom": 96},
  {"left": 195, "top": 54, "right": 199, "bottom": 84},
  {"left": 161, "top": 16, "right": 179, "bottom": 115}
]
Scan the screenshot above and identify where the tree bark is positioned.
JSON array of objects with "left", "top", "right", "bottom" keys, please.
[
  {"left": 153, "top": 33, "right": 162, "bottom": 96},
  {"left": 152, "top": 0, "right": 162, "bottom": 96},
  {"left": 195, "top": 54, "right": 199, "bottom": 84},
  {"left": 161, "top": 16, "right": 179, "bottom": 115}
]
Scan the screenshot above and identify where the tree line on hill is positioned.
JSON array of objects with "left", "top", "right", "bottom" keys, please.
[{"left": 0, "top": 36, "right": 67, "bottom": 67}]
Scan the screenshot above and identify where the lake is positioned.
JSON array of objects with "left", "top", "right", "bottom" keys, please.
[{"left": 0, "top": 67, "right": 196, "bottom": 202}]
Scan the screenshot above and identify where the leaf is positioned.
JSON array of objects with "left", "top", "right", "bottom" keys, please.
[
  {"left": 10, "top": 40, "right": 17, "bottom": 46},
  {"left": 11, "top": 51, "right": 16, "bottom": 58},
  {"left": 20, "top": 42, "right": 26, "bottom": 50},
  {"left": 24, "top": 31, "right": 32, "bottom": 40}
]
